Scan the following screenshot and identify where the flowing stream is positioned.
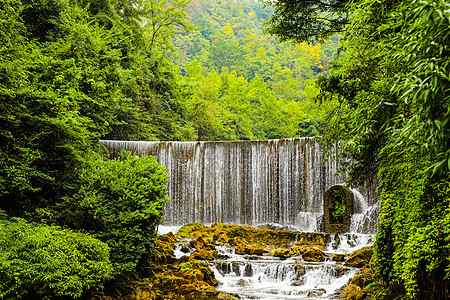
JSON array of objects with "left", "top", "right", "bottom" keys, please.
[{"left": 101, "top": 138, "right": 379, "bottom": 299}]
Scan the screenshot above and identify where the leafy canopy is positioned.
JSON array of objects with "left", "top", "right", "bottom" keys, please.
[{"left": 263, "top": 0, "right": 350, "bottom": 43}]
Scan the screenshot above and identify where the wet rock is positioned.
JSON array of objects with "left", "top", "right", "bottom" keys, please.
[
  {"left": 332, "top": 253, "right": 346, "bottom": 262},
  {"left": 180, "top": 244, "right": 191, "bottom": 253},
  {"left": 215, "top": 261, "right": 233, "bottom": 275},
  {"left": 244, "top": 264, "right": 253, "bottom": 277},
  {"left": 291, "top": 278, "right": 306, "bottom": 286},
  {"left": 236, "top": 279, "right": 248, "bottom": 287},
  {"left": 271, "top": 248, "right": 291, "bottom": 259},
  {"left": 307, "top": 288, "right": 326, "bottom": 297},
  {"left": 257, "top": 223, "right": 297, "bottom": 231},
  {"left": 302, "top": 247, "right": 326, "bottom": 262},
  {"left": 190, "top": 248, "right": 218, "bottom": 260},
  {"left": 340, "top": 283, "right": 364, "bottom": 300},
  {"left": 345, "top": 247, "right": 373, "bottom": 268},
  {"left": 331, "top": 233, "right": 341, "bottom": 250}
]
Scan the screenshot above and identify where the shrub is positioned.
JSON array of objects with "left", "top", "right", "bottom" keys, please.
[
  {"left": 0, "top": 218, "right": 112, "bottom": 299},
  {"left": 62, "top": 150, "right": 170, "bottom": 276}
]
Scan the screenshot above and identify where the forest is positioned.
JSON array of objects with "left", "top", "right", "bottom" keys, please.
[{"left": 0, "top": 0, "right": 449, "bottom": 299}]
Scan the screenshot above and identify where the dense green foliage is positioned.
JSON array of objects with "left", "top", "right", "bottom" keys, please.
[
  {"left": 0, "top": 218, "right": 111, "bottom": 299},
  {"left": 331, "top": 189, "right": 346, "bottom": 222},
  {"left": 263, "top": 0, "right": 349, "bottom": 43},
  {"left": 0, "top": 0, "right": 181, "bottom": 295},
  {"left": 0, "top": 0, "right": 189, "bottom": 217},
  {"left": 173, "top": 0, "right": 340, "bottom": 140},
  {"left": 61, "top": 151, "right": 169, "bottom": 275},
  {"left": 266, "top": 0, "right": 450, "bottom": 298}
]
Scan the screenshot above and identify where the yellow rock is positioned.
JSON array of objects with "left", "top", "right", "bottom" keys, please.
[
  {"left": 271, "top": 248, "right": 291, "bottom": 258},
  {"left": 302, "top": 247, "right": 326, "bottom": 262},
  {"left": 345, "top": 247, "right": 373, "bottom": 268}
]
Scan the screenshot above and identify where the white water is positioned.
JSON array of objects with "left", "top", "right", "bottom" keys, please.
[
  {"left": 103, "top": 138, "right": 379, "bottom": 299},
  {"left": 209, "top": 233, "right": 371, "bottom": 299},
  {"left": 161, "top": 225, "right": 373, "bottom": 299},
  {"left": 100, "top": 138, "right": 378, "bottom": 231}
]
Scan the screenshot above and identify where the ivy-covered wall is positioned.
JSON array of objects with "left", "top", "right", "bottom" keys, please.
[{"left": 323, "top": 185, "right": 354, "bottom": 233}]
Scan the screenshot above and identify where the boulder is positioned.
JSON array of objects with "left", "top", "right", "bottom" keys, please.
[
  {"left": 190, "top": 248, "right": 218, "bottom": 260},
  {"left": 302, "top": 247, "right": 326, "bottom": 262},
  {"left": 307, "top": 288, "right": 326, "bottom": 297},
  {"left": 345, "top": 247, "right": 373, "bottom": 268},
  {"left": 271, "top": 248, "right": 291, "bottom": 259},
  {"left": 339, "top": 283, "right": 364, "bottom": 300},
  {"left": 332, "top": 253, "right": 346, "bottom": 262}
]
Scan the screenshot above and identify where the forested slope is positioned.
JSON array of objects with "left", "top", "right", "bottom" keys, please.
[
  {"left": 173, "top": 0, "right": 339, "bottom": 140},
  {"left": 0, "top": 0, "right": 340, "bottom": 297},
  {"left": 265, "top": 0, "right": 450, "bottom": 299}
]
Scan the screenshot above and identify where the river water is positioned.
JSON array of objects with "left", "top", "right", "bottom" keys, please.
[{"left": 103, "top": 138, "right": 379, "bottom": 298}]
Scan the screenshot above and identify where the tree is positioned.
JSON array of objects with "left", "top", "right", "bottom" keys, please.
[
  {"left": 142, "top": 0, "right": 192, "bottom": 55},
  {"left": 60, "top": 151, "right": 170, "bottom": 276},
  {"left": 263, "top": 0, "right": 350, "bottom": 43},
  {"left": 265, "top": 0, "right": 450, "bottom": 298}
]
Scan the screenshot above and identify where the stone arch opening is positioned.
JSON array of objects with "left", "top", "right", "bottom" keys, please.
[{"left": 323, "top": 185, "right": 354, "bottom": 233}]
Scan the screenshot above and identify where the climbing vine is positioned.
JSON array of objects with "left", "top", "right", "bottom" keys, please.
[{"left": 331, "top": 189, "right": 346, "bottom": 222}]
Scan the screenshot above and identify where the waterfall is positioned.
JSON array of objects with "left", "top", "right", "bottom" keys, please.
[{"left": 100, "top": 138, "right": 377, "bottom": 231}]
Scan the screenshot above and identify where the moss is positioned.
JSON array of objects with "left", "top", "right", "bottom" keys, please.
[
  {"left": 190, "top": 248, "right": 218, "bottom": 260},
  {"left": 177, "top": 223, "right": 209, "bottom": 239},
  {"left": 271, "top": 248, "right": 291, "bottom": 258},
  {"left": 345, "top": 247, "right": 373, "bottom": 268},
  {"left": 340, "top": 284, "right": 364, "bottom": 300},
  {"left": 302, "top": 247, "right": 326, "bottom": 262},
  {"left": 290, "top": 245, "right": 309, "bottom": 256},
  {"left": 332, "top": 254, "right": 347, "bottom": 262}
]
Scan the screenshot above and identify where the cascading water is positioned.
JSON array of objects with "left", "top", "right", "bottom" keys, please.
[
  {"left": 100, "top": 138, "right": 377, "bottom": 231},
  {"left": 101, "top": 137, "right": 379, "bottom": 299}
]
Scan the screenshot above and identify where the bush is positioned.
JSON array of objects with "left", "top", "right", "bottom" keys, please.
[
  {"left": 0, "top": 219, "right": 112, "bottom": 299},
  {"left": 62, "top": 150, "right": 170, "bottom": 276}
]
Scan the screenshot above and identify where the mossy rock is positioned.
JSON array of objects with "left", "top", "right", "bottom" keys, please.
[
  {"left": 290, "top": 245, "right": 309, "bottom": 256},
  {"left": 238, "top": 245, "right": 268, "bottom": 256},
  {"left": 190, "top": 248, "right": 218, "bottom": 260},
  {"left": 339, "top": 283, "right": 364, "bottom": 300},
  {"left": 153, "top": 274, "right": 191, "bottom": 291},
  {"left": 190, "top": 236, "right": 215, "bottom": 250},
  {"left": 302, "top": 247, "right": 326, "bottom": 262},
  {"left": 332, "top": 253, "right": 347, "bottom": 262},
  {"left": 178, "top": 284, "right": 196, "bottom": 294},
  {"left": 178, "top": 261, "right": 217, "bottom": 287},
  {"left": 251, "top": 246, "right": 268, "bottom": 256},
  {"left": 177, "top": 223, "right": 209, "bottom": 238},
  {"left": 271, "top": 248, "right": 291, "bottom": 258},
  {"left": 348, "top": 258, "right": 376, "bottom": 289},
  {"left": 213, "top": 231, "right": 229, "bottom": 243},
  {"left": 159, "top": 231, "right": 177, "bottom": 243},
  {"left": 296, "top": 232, "right": 329, "bottom": 248},
  {"left": 345, "top": 247, "right": 373, "bottom": 268},
  {"left": 147, "top": 235, "right": 177, "bottom": 265}
]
